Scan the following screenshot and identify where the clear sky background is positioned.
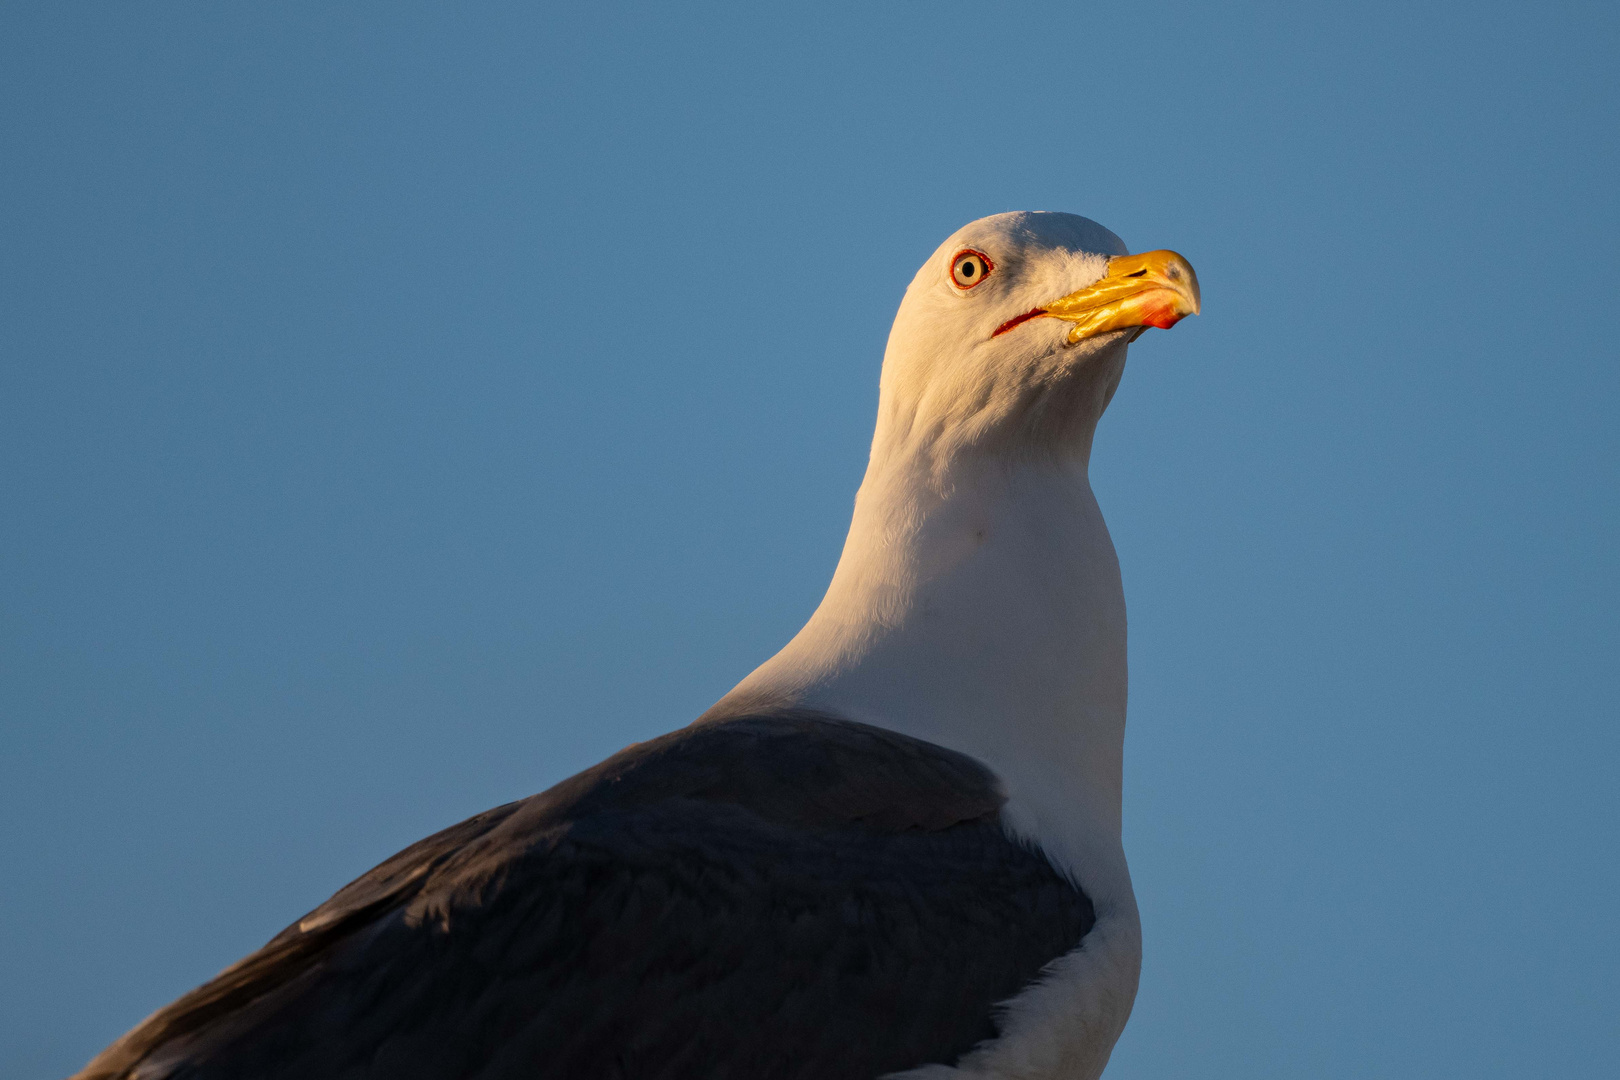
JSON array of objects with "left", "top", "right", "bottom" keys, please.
[{"left": 3, "top": 3, "right": 1616, "bottom": 1077}]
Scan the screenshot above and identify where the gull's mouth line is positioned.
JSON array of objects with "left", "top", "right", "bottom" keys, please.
[{"left": 991, "top": 308, "right": 1048, "bottom": 338}]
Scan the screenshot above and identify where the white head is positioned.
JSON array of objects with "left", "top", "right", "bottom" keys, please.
[{"left": 874, "top": 211, "right": 1198, "bottom": 477}]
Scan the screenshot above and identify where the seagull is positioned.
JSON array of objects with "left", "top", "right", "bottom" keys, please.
[{"left": 74, "top": 211, "right": 1200, "bottom": 1080}]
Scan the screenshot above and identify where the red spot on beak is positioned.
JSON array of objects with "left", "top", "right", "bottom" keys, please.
[{"left": 1142, "top": 303, "right": 1185, "bottom": 330}]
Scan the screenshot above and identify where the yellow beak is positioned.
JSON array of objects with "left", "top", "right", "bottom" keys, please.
[{"left": 995, "top": 250, "right": 1201, "bottom": 344}]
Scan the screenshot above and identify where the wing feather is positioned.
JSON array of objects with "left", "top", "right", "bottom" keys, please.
[{"left": 74, "top": 714, "right": 1095, "bottom": 1080}]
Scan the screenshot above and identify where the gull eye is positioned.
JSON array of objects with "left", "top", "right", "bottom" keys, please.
[{"left": 950, "top": 250, "right": 993, "bottom": 290}]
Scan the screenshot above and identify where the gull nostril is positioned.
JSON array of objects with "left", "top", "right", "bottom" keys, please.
[{"left": 1125, "top": 269, "right": 1147, "bottom": 278}]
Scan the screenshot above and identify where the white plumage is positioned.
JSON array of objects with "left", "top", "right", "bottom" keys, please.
[{"left": 709, "top": 211, "right": 1194, "bottom": 1077}]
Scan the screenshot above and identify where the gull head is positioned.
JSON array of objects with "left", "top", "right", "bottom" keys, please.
[{"left": 878, "top": 211, "right": 1198, "bottom": 466}]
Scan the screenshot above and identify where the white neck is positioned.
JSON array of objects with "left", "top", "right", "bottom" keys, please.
[{"left": 705, "top": 340, "right": 1133, "bottom": 900}]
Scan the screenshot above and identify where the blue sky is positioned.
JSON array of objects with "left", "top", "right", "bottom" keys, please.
[{"left": 2, "top": 3, "right": 1616, "bottom": 1077}]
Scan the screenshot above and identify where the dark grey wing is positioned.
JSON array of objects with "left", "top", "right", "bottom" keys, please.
[
  {"left": 74, "top": 713, "right": 1095, "bottom": 1080},
  {"left": 73, "top": 801, "right": 528, "bottom": 1080}
]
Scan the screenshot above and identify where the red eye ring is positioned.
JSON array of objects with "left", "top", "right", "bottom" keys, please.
[{"left": 950, "top": 249, "right": 994, "bottom": 289}]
